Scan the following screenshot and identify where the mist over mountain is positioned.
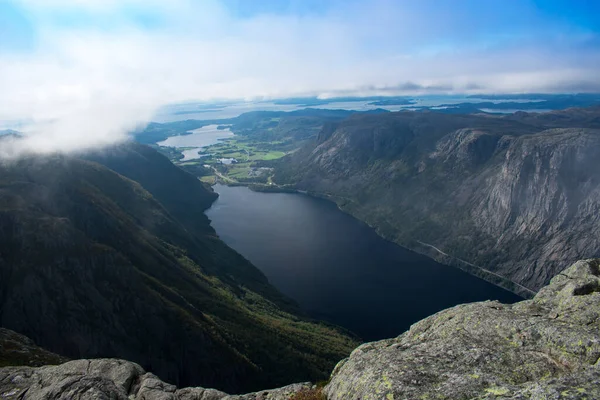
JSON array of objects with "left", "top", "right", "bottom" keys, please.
[{"left": 1, "top": 0, "right": 600, "bottom": 158}]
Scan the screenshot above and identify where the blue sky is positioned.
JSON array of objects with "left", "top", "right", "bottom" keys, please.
[
  {"left": 0, "top": 0, "right": 599, "bottom": 155},
  {"left": 3, "top": 1, "right": 599, "bottom": 55}
]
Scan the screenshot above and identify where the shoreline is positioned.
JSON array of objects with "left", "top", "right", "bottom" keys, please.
[{"left": 210, "top": 179, "right": 533, "bottom": 299}]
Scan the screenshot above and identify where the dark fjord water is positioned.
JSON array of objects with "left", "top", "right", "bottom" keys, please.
[{"left": 206, "top": 184, "right": 522, "bottom": 341}]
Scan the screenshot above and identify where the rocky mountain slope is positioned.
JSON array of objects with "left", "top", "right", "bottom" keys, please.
[
  {"left": 273, "top": 107, "right": 600, "bottom": 295},
  {"left": 0, "top": 143, "right": 356, "bottom": 393},
  {"left": 0, "top": 328, "right": 67, "bottom": 368},
  {"left": 2, "top": 258, "right": 599, "bottom": 399}
]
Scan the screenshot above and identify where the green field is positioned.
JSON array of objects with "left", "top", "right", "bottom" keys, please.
[
  {"left": 154, "top": 111, "right": 337, "bottom": 185},
  {"left": 167, "top": 137, "right": 290, "bottom": 184}
]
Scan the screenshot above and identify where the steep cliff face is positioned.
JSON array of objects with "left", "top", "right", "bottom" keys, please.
[
  {"left": 469, "top": 129, "right": 600, "bottom": 288},
  {"left": 273, "top": 108, "right": 600, "bottom": 294},
  {"left": 0, "top": 144, "right": 356, "bottom": 393},
  {"left": 2, "top": 259, "right": 598, "bottom": 399}
]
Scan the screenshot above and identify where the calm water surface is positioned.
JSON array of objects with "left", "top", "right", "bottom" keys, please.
[
  {"left": 206, "top": 184, "right": 522, "bottom": 340},
  {"left": 157, "top": 125, "right": 234, "bottom": 161}
]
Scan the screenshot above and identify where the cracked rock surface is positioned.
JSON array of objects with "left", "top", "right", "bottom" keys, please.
[{"left": 0, "top": 359, "right": 310, "bottom": 400}]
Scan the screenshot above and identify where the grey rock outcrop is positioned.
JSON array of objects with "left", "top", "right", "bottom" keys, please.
[
  {"left": 0, "top": 359, "right": 311, "bottom": 400},
  {"left": 324, "top": 259, "right": 600, "bottom": 399}
]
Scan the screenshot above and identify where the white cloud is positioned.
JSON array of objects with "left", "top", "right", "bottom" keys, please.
[{"left": 0, "top": 0, "right": 598, "bottom": 158}]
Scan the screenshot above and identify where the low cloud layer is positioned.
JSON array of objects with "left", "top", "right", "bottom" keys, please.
[{"left": 0, "top": 0, "right": 599, "bottom": 157}]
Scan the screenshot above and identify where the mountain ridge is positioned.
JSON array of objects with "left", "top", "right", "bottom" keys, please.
[
  {"left": 0, "top": 143, "right": 356, "bottom": 393},
  {"left": 271, "top": 107, "right": 600, "bottom": 295}
]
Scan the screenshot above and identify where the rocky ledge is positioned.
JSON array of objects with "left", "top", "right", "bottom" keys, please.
[
  {"left": 1, "top": 260, "right": 599, "bottom": 399},
  {"left": 0, "top": 359, "right": 311, "bottom": 400}
]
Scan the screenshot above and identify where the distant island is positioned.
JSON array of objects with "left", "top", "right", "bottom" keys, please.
[
  {"left": 368, "top": 98, "right": 416, "bottom": 106},
  {"left": 173, "top": 109, "right": 224, "bottom": 115},
  {"left": 272, "top": 96, "right": 416, "bottom": 107}
]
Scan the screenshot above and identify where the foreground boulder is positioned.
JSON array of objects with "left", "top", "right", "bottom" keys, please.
[
  {"left": 1, "top": 259, "right": 599, "bottom": 399},
  {"left": 325, "top": 259, "right": 600, "bottom": 399}
]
